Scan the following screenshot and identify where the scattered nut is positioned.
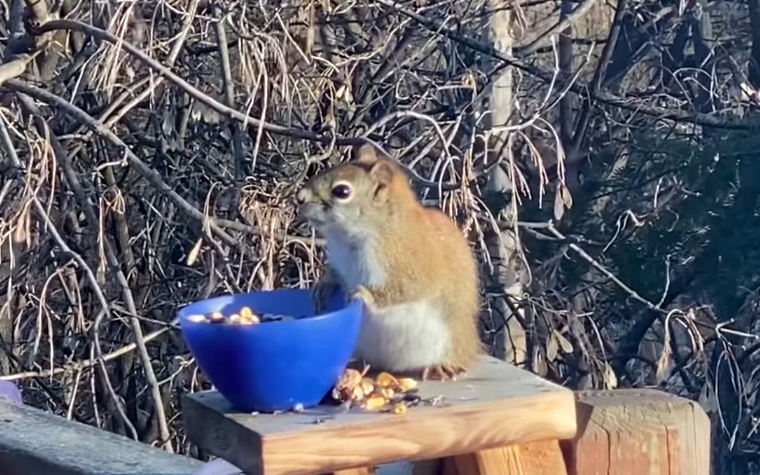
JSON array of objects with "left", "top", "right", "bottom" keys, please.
[
  {"left": 378, "top": 387, "right": 395, "bottom": 399},
  {"left": 360, "top": 378, "right": 375, "bottom": 395},
  {"left": 329, "top": 368, "right": 419, "bottom": 413},
  {"left": 239, "top": 313, "right": 260, "bottom": 325},
  {"left": 375, "top": 372, "right": 398, "bottom": 388},
  {"left": 350, "top": 386, "right": 365, "bottom": 401},
  {"left": 362, "top": 396, "right": 387, "bottom": 411},
  {"left": 336, "top": 369, "right": 363, "bottom": 390},
  {"left": 190, "top": 306, "right": 271, "bottom": 326}
]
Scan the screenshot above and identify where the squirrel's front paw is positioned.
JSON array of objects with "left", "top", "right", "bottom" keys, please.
[{"left": 350, "top": 285, "right": 376, "bottom": 310}]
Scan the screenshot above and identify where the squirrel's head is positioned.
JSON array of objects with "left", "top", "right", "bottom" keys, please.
[{"left": 296, "top": 144, "right": 409, "bottom": 236}]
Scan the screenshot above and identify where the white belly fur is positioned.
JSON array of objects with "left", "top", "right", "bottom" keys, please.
[
  {"left": 354, "top": 300, "right": 450, "bottom": 372},
  {"left": 325, "top": 233, "right": 450, "bottom": 371},
  {"left": 326, "top": 233, "right": 386, "bottom": 288}
]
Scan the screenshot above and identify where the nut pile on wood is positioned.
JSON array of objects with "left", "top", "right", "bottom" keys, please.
[
  {"left": 186, "top": 306, "right": 300, "bottom": 325},
  {"left": 332, "top": 368, "right": 419, "bottom": 414}
]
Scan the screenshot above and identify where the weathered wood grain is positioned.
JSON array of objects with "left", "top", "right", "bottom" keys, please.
[
  {"left": 331, "top": 469, "right": 375, "bottom": 475},
  {"left": 183, "top": 356, "right": 577, "bottom": 475},
  {"left": 450, "top": 440, "right": 569, "bottom": 475},
  {"left": 0, "top": 398, "right": 203, "bottom": 475},
  {"left": 562, "top": 389, "right": 711, "bottom": 475}
]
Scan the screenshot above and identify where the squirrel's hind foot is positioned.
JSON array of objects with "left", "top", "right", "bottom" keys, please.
[{"left": 419, "top": 364, "right": 467, "bottom": 381}]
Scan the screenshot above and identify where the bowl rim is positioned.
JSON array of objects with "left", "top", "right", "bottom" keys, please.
[{"left": 177, "top": 289, "right": 363, "bottom": 328}]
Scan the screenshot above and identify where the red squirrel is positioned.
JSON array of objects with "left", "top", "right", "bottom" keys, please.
[{"left": 296, "top": 143, "right": 482, "bottom": 380}]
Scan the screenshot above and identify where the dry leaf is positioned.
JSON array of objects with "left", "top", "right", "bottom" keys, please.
[
  {"left": 546, "top": 331, "right": 559, "bottom": 362},
  {"left": 602, "top": 363, "right": 618, "bottom": 390},
  {"left": 533, "top": 346, "right": 547, "bottom": 376},
  {"left": 462, "top": 70, "right": 476, "bottom": 89},
  {"left": 553, "top": 188, "right": 565, "bottom": 221},
  {"left": 697, "top": 383, "right": 717, "bottom": 414},
  {"left": 655, "top": 343, "right": 672, "bottom": 385},
  {"left": 186, "top": 238, "right": 203, "bottom": 266},
  {"left": 13, "top": 206, "right": 29, "bottom": 245},
  {"left": 335, "top": 83, "right": 353, "bottom": 105},
  {"left": 561, "top": 184, "right": 573, "bottom": 209},
  {"left": 555, "top": 330, "right": 574, "bottom": 353}
]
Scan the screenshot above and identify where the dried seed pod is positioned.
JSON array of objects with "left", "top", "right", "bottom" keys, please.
[
  {"left": 362, "top": 396, "right": 387, "bottom": 411},
  {"left": 208, "top": 312, "right": 224, "bottom": 323},
  {"left": 391, "top": 402, "right": 408, "bottom": 414},
  {"left": 397, "top": 378, "right": 418, "bottom": 392},
  {"left": 187, "top": 314, "right": 207, "bottom": 323},
  {"left": 375, "top": 372, "right": 398, "bottom": 388}
]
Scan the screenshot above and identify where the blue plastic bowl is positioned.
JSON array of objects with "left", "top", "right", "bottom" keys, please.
[{"left": 177, "top": 288, "right": 362, "bottom": 413}]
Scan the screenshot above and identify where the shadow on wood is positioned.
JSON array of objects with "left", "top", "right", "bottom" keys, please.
[{"left": 0, "top": 398, "right": 203, "bottom": 475}]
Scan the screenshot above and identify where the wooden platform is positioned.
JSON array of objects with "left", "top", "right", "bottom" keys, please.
[{"left": 182, "top": 356, "right": 577, "bottom": 475}]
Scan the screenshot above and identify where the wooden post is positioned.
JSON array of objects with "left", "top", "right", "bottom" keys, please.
[
  {"left": 562, "top": 389, "right": 711, "bottom": 475},
  {"left": 436, "top": 389, "right": 710, "bottom": 475}
]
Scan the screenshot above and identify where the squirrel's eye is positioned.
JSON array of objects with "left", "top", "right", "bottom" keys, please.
[{"left": 331, "top": 183, "right": 352, "bottom": 200}]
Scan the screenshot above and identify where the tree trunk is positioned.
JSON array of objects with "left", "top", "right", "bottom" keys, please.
[{"left": 483, "top": 0, "right": 529, "bottom": 367}]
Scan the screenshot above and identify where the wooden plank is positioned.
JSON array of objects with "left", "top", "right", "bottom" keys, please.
[
  {"left": 0, "top": 399, "right": 203, "bottom": 475},
  {"left": 448, "top": 440, "right": 568, "bottom": 475},
  {"left": 183, "top": 356, "right": 577, "bottom": 475},
  {"left": 562, "top": 389, "right": 711, "bottom": 475},
  {"left": 331, "top": 469, "right": 375, "bottom": 475}
]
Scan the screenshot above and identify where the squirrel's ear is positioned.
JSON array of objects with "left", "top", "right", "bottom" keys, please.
[
  {"left": 353, "top": 143, "right": 379, "bottom": 164},
  {"left": 369, "top": 160, "right": 395, "bottom": 187},
  {"left": 353, "top": 143, "right": 395, "bottom": 190}
]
